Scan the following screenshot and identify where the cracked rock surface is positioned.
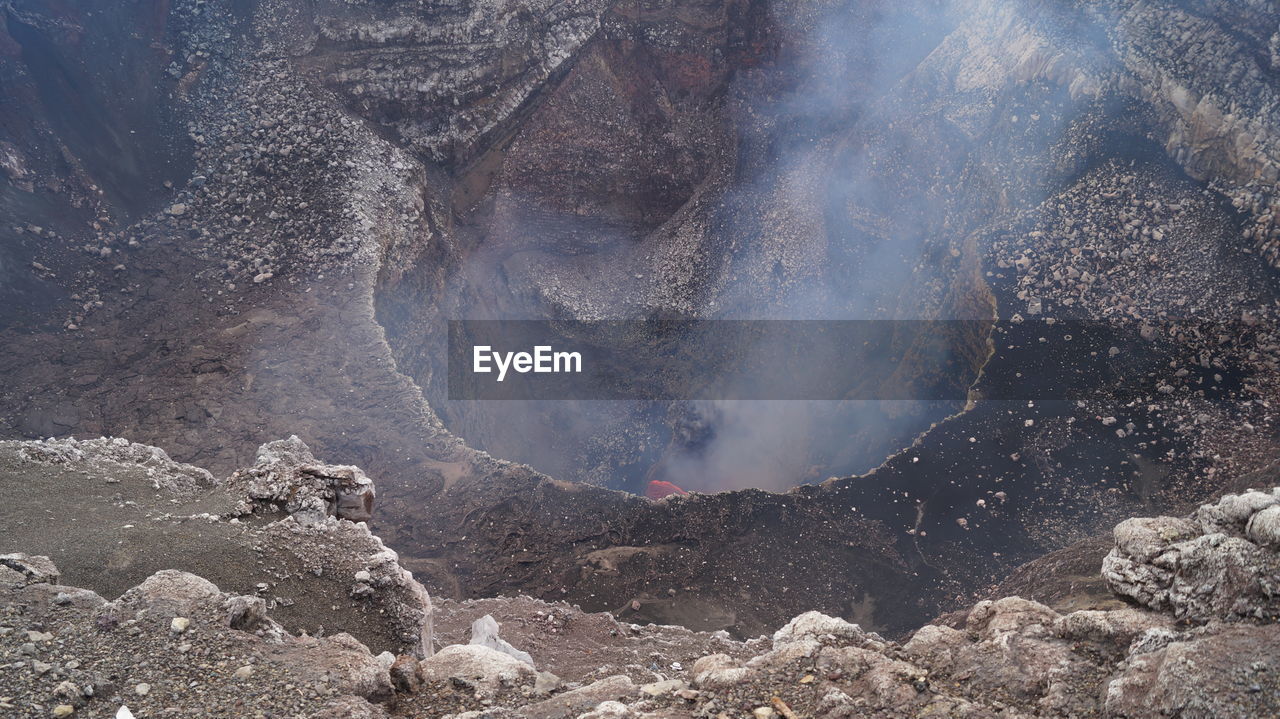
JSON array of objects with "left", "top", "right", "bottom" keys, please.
[{"left": 1103, "top": 488, "right": 1280, "bottom": 622}]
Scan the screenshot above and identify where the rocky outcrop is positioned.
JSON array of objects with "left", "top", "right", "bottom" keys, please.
[
  {"left": 1103, "top": 488, "right": 1280, "bottom": 622},
  {"left": 226, "top": 435, "right": 378, "bottom": 523},
  {"left": 411, "top": 588, "right": 1276, "bottom": 718},
  {"left": 419, "top": 644, "right": 539, "bottom": 699},
  {"left": 1104, "top": 623, "right": 1280, "bottom": 719},
  {"left": 950, "top": 0, "right": 1280, "bottom": 267},
  {"left": 14, "top": 436, "right": 216, "bottom": 494},
  {"left": 310, "top": 0, "right": 608, "bottom": 165},
  {"left": 0, "top": 437, "right": 433, "bottom": 658},
  {"left": 0, "top": 552, "right": 59, "bottom": 586},
  {"left": 1, "top": 559, "right": 397, "bottom": 717},
  {"left": 1111, "top": 0, "right": 1280, "bottom": 268},
  {"left": 407, "top": 487, "right": 1280, "bottom": 718}
]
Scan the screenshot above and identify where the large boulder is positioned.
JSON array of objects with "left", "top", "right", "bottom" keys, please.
[
  {"left": 1104, "top": 624, "right": 1280, "bottom": 718},
  {"left": 1103, "top": 489, "right": 1280, "bottom": 621},
  {"left": 521, "top": 675, "right": 639, "bottom": 719},
  {"left": 469, "top": 614, "right": 534, "bottom": 666},
  {"left": 419, "top": 644, "right": 537, "bottom": 699},
  {"left": 0, "top": 552, "right": 60, "bottom": 586}
]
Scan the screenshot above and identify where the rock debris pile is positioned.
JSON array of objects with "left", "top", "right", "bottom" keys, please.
[
  {"left": 992, "top": 160, "right": 1280, "bottom": 481},
  {"left": 3, "top": 441, "right": 1278, "bottom": 718},
  {"left": 225, "top": 435, "right": 378, "bottom": 524},
  {"left": 0, "top": 436, "right": 433, "bottom": 666}
]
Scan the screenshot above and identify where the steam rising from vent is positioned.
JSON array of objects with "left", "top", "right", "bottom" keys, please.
[
  {"left": 376, "top": 0, "right": 1264, "bottom": 495},
  {"left": 407, "top": 1, "right": 1002, "bottom": 492},
  {"left": 650, "top": 400, "right": 826, "bottom": 493}
]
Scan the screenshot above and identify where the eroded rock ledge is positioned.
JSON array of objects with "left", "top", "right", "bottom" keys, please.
[
  {"left": 3, "top": 440, "right": 1277, "bottom": 718},
  {"left": 0, "top": 436, "right": 432, "bottom": 660}
]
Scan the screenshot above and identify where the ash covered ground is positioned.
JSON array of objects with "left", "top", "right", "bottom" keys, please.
[{"left": 2, "top": 0, "right": 1280, "bottom": 716}]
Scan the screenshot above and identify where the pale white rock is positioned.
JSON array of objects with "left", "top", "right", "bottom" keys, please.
[
  {"left": 469, "top": 614, "right": 534, "bottom": 666},
  {"left": 1246, "top": 505, "right": 1280, "bottom": 546},
  {"left": 419, "top": 645, "right": 536, "bottom": 698},
  {"left": 771, "top": 610, "right": 881, "bottom": 648}
]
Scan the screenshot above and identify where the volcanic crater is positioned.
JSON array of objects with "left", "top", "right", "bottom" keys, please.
[{"left": 2, "top": 0, "right": 1280, "bottom": 644}]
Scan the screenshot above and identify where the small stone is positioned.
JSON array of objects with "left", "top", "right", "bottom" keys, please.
[
  {"left": 170, "top": 617, "right": 190, "bottom": 633},
  {"left": 134, "top": 683, "right": 150, "bottom": 696},
  {"left": 353, "top": 570, "right": 372, "bottom": 583},
  {"left": 52, "top": 706, "right": 74, "bottom": 718},
  {"left": 233, "top": 665, "right": 254, "bottom": 680},
  {"left": 166, "top": 203, "right": 187, "bottom": 216},
  {"left": 753, "top": 708, "right": 775, "bottom": 719},
  {"left": 390, "top": 655, "right": 420, "bottom": 693},
  {"left": 533, "top": 671, "right": 561, "bottom": 695},
  {"left": 640, "top": 679, "right": 687, "bottom": 696}
]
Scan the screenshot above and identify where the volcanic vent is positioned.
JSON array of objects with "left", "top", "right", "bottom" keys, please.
[{"left": 369, "top": 0, "right": 984, "bottom": 494}]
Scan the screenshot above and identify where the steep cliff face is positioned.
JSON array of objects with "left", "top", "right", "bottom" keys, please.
[
  {"left": 0, "top": 0, "right": 1278, "bottom": 645},
  {"left": 310, "top": 0, "right": 606, "bottom": 167}
]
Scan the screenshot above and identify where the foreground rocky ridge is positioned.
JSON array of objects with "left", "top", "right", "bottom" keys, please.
[{"left": 2, "top": 439, "right": 1278, "bottom": 718}]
